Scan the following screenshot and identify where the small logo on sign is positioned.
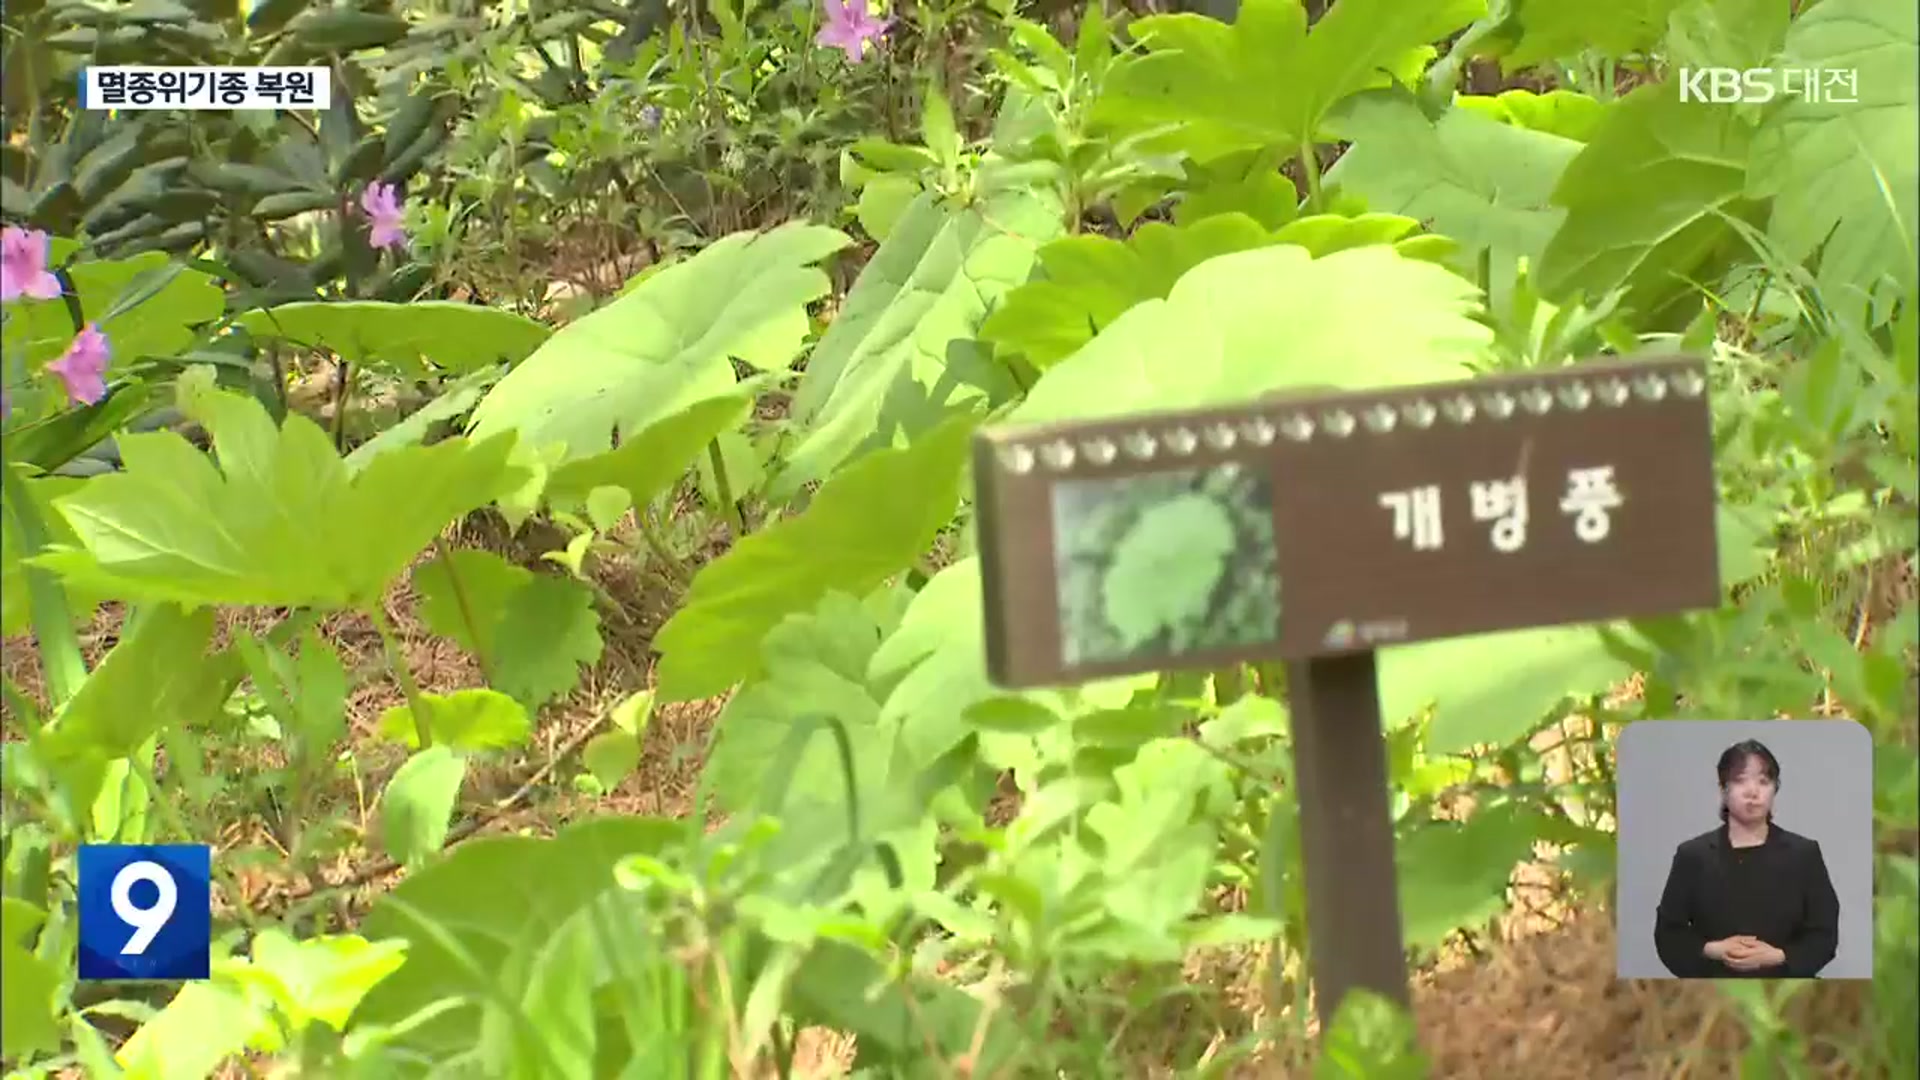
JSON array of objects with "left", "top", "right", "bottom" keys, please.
[{"left": 1324, "top": 620, "right": 1358, "bottom": 650}]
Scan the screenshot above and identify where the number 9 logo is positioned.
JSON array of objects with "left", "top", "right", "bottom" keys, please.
[{"left": 110, "top": 859, "right": 178, "bottom": 955}]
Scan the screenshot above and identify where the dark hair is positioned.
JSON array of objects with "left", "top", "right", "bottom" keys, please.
[{"left": 1716, "top": 739, "right": 1781, "bottom": 822}]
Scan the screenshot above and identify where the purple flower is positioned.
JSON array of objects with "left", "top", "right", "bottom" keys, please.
[
  {"left": 816, "top": 0, "right": 890, "bottom": 63},
  {"left": 46, "top": 324, "right": 110, "bottom": 406},
  {"left": 360, "top": 182, "right": 408, "bottom": 251},
  {"left": 1, "top": 225, "right": 63, "bottom": 304}
]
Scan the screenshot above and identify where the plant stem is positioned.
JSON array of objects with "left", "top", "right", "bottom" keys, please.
[
  {"left": 1297, "top": 140, "right": 1323, "bottom": 211},
  {"left": 706, "top": 438, "right": 747, "bottom": 538},
  {"left": 431, "top": 536, "right": 496, "bottom": 686},
  {"left": 371, "top": 604, "right": 434, "bottom": 748}
]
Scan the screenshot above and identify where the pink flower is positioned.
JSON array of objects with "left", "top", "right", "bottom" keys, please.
[
  {"left": 1, "top": 226, "right": 63, "bottom": 304},
  {"left": 816, "top": 0, "right": 890, "bottom": 63},
  {"left": 360, "top": 182, "right": 407, "bottom": 251},
  {"left": 46, "top": 324, "right": 110, "bottom": 406}
]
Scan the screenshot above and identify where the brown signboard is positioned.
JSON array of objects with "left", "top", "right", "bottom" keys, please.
[{"left": 973, "top": 356, "right": 1721, "bottom": 688}]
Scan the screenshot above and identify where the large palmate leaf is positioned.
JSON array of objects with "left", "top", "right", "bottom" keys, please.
[
  {"left": 981, "top": 211, "right": 1447, "bottom": 371},
  {"left": 868, "top": 558, "right": 1000, "bottom": 769},
  {"left": 704, "top": 591, "right": 897, "bottom": 822},
  {"left": 651, "top": 414, "right": 976, "bottom": 702},
  {"left": 31, "top": 373, "right": 525, "bottom": 609},
  {"left": 1481, "top": 0, "right": 1688, "bottom": 70},
  {"left": 467, "top": 224, "right": 852, "bottom": 461},
  {"left": 411, "top": 550, "right": 603, "bottom": 711},
  {"left": 1533, "top": 87, "right": 1757, "bottom": 315},
  {"left": 234, "top": 301, "right": 552, "bottom": 376},
  {"left": 1327, "top": 89, "right": 1584, "bottom": 308},
  {"left": 0, "top": 246, "right": 223, "bottom": 371},
  {"left": 1093, "top": 0, "right": 1484, "bottom": 161},
  {"left": 1749, "top": 0, "right": 1919, "bottom": 315},
  {"left": 774, "top": 191, "right": 1063, "bottom": 494},
  {"left": 1014, "top": 242, "right": 1493, "bottom": 423}
]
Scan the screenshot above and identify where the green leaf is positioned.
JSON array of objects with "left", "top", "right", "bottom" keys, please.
[
  {"left": 1379, "top": 625, "right": 1631, "bottom": 755},
  {"left": 467, "top": 223, "right": 852, "bottom": 460},
  {"left": 353, "top": 817, "right": 690, "bottom": 1060},
  {"left": 869, "top": 558, "right": 1001, "bottom": 766},
  {"left": 582, "top": 731, "right": 641, "bottom": 789},
  {"left": 705, "top": 591, "right": 895, "bottom": 819},
  {"left": 1396, "top": 804, "right": 1551, "bottom": 950},
  {"left": 343, "top": 365, "right": 505, "bottom": 473},
  {"left": 1013, "top": 243, "right": 1492, "bottom": 423},
  {"left": 653, "top": 413, "right": 976, "bottom": 702},
  {"left": 1748, "top": 0, "right": 1919, "bottom": 312},
  {"left": 1327, "top": 89, "right": 1583, "bottom": 307},
  {"left": 0, "top": 250, "right": 222, "bottom": 372},
  {"left": 584, "top": 486, "right": 630, "bottom": 532},
  {"left": 854, "top": 175, "right": 922, "bottom": 242},
  {"left": 981, "top": 213, "right": 1277, "bottom": 370},
  {"left": 1451, "top": 89, "right": 1609, "bottom": 143},
  {"left": 375, "top": 689, "right": 531, "bottom": 752},
  {"left": 1534, "top": 87, "right": 1757, "bottom": 314},
  {"left": 490, "top": 574, "right": 603, "bottom": 710},
  {"left": 1663, "top": 0, "right": 1793, "bottom": 72},
  {"left": 241, "top": 931, "right": 409, "bottom": 1034},
  {"left": 1093, "top": 0, "right": 1484, "bottom": 161},
  {"left": 32, "top": 377, "right": 525, "bottom": 609},
  {"left": 113, "top": 983, "right": 262, "bottom": 1079},
  {"left": 1491, "top": 0, "right": 1688, "bottom": 69},
  {"left": 0, "top": 900, "right": 59, "bottom": 1059},
  {"left": 381, "top": 745, "right": 468, "bottom": 866},
  {"left": 412, "top": 554, "right": 603, "bottom": 711},
  {"left": 777, "top": 193, "right": 1062, "bottom": 493},
  {"left": 1, "top": 471, "right": 105, "bottom": 637},
  {"left": 693, "top": 430, "right": 763, "bottom": 508},
  {"left": 41, "top": 604, "right": 228, "bottom": 762},
  {"left": 541, "top": 389, "right": 757, "bottom": 512},
  {"left": 235, "top": 301, "right": 552, "bottom": 377},
  {"left": 962, "top": 697, "right": 1062, "bottom": 735}
]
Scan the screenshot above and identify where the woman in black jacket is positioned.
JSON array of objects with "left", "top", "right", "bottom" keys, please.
[{"left": 1652, "top": 739, "right": 1841, "bottom": 978}]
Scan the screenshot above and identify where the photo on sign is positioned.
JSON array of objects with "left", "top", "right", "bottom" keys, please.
[
  {"left": 1048, "top": 460, "right": 1281, "bottom": 667},
  {"left": 1614, "top": 719, "right": 1874, "bottom": 980}
]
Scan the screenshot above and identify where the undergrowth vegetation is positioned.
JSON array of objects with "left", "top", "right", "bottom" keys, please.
[{"left": 1, "top": 0, "right": 1916, "bottom": 1077}]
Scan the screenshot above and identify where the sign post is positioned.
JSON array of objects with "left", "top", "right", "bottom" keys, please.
[{"left": 971, "top": 356, "right": 1723, "bottom": 1033}]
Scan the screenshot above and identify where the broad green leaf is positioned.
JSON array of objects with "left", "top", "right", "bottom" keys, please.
[
  {"left": 1396, "top": 804, "right": 1552, "bottom": 949},
  {"left": 412, "top": 548, "right": 529, "bottom": 657},
  {"left": 235, "top": 931, "right": 409, "bottom": 1037},
  {"left": 375, "top": 689, "right": 531, "bottom": 751},
  {"left": 981, "top": 213, "right": 1277, "bottom": 370},
  {"left": 354, "top": 817, "right": 689, "bottom": 1060},
  {"left": 0, "top": 250, "right": 222, "bottom": 372},
  {"left": 777, "top": 192, "right": 1062, "bottom": 493},
  {"left": 1, "top": 471, "right": 104, "bottom": 637},
  {"left": 467, "top": 223, "right": 852, "bottom": 460},
  {"left": 854, "top": 174, "right": 921, "bottom": 242},
  {"left": 234, "top": 301, "right": 552, "bottom": 376},
  {"left": 1663, "top": 0, "right": 1793, "bottom": 72},
  {"left": 869, "top": 558, "right": 1003, "bottom": 766},
  {"left": 0, "top": 900, "right": 59, "bottom": 1058},
  {"left": 541, "top": 389, "right": 757, "bottom": 511},
  {"left": 1328, "top": 89, "right": 1583, "bottom": 309},
  {"left": 1534, "top": 87, "right": 1757, "bottom": 315},
  {"left": 1451, "top": 89, "right": 1609, "bottom": 142},
  {"left": 962, "top": 697, "right": 1062, "bottom": 735},
  {"left": 694, "top": 430, "right": 764, "bottom": 507},
  {"left": 1379, "top": 625, "right": 1631, "bottom": 755},
  {"left": 705, "top": 591, "right": 895, "bottom": 819},
  {"left": 584, "top": 486, "right": 630, "bottom": 532},
  {"left": 1748, "top": 0, "right": 1919, "bottom": 313},
  {"left": 489, "top": 574, "right": 603, "bottom": 710},
  {"left": 32, "top": 378, "right": 525, "bottom": 609},
  {"left": 1014, "top": 243, "right": 1492, "bottom": 423},
  {"left": 113, "top": 982, "right": 261, "bottom": 1078},
  {"left": 381, "top": 745, "right": 468, "bottom": 866},
  {"left": 1093, "top": 0, "right": 1484, "bottom": 161},
  {"left": 41, "top": 605, "right": 227, "bottom": 762},
  {"left": 1490, "top": 0, "right": 1689, "bottom": 69},
  {"left": 343, "top": 365, "right": 505, "bottom": 472},
  {"left": 653, "top": 413, "right": 976, "bottom": 702},
  {"left": 582, "top": 731, "right": 641, "bottom": 789}
]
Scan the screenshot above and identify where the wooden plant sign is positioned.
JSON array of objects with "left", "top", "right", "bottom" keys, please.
[{"left": 971, "top": 355, "right": 1722, "bottom": 1030}]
